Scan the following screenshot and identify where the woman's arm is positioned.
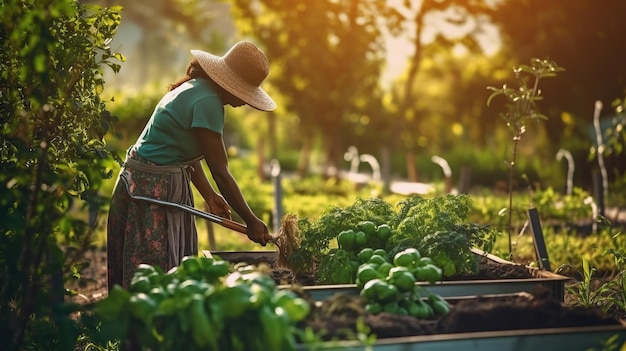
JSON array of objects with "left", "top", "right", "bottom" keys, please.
[
  {"left": 192, "top": 127, "right": 272, "bottom": 246},
  {"left": 189, "top": 160, "right": 231, "bottom": 219}
]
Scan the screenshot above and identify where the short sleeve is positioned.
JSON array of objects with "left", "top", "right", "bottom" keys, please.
[{"left": 190, "top": 95, "right": 224, "bottom": 134}]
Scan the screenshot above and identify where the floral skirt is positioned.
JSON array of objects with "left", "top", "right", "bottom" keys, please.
[{"left": 106, "top": 151, "right": 197, "bottom": 290}]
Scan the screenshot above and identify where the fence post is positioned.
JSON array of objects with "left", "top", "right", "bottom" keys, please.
[
  {"left": 458, "top": 166, "right": 472, "bottom": 194},
  {"left": 270, "top": 159, "right": 283, "bottom": 233},
  {"left": 592, "top": 170, "right": 605, "bottom": 218}
]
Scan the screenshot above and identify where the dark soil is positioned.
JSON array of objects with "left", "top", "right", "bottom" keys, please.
[
  {"left": 299, "top": 288, "right": 621, "bottom": 341},
  {"left": 67, "top": 248, "right": 625, "bottom": 341}
]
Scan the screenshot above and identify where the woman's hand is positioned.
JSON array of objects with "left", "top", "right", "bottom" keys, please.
[
  {"left": 205, "top": 194, "right": 232, "bottom": 220},
  {"left": 246, "top": 217, "right": 273, "bottom": 246}
]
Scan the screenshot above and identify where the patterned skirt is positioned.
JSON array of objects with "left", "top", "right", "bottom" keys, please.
[{"left": 106, "top": 149, "right": 198, "bottom": 290}]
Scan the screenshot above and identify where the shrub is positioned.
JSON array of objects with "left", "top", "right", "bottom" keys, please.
[{"left": 0, "top": 1, "right": 124, "bottom": 349}]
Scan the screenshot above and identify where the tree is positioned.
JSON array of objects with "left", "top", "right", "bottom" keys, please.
[
  {"left": 231, "top": 0, "right": 396, "bottom": 176},
  {"left": 490, "top": 0, "right": 626, "bottom": 152},
  {"left": 385, "top": 0, "right": 498, "bottom": 181},
  {"left": 0, "top": 0, "right": 124, "bottom": 349}
]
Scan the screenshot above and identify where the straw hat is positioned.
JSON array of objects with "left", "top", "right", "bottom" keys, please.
[{"left": 191, "top": 41, "right": 277, "bottom": 111}]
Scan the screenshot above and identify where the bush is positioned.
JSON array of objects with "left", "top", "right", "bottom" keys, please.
[{"left": 0, "top": 1, "right": 124, "bottom": 349}]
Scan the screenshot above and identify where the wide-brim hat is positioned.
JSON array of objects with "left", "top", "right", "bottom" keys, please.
[{"left": 191, "top": 41, "right": 277, "bottom": 111}]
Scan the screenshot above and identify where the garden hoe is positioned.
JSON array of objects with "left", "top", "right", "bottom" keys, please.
[{"left": 120, "top": 175, "right": 299, "bottom": 266}]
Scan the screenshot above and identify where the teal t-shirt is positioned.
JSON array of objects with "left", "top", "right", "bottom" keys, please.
[{"left": 134, "top": 78, "right": 224, "bottom": 165}]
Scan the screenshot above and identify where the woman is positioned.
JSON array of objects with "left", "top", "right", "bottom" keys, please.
[{"left": 107, "top": 40, "right": 276, "bottom": 290}]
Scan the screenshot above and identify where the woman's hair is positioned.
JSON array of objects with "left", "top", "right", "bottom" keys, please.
[{"left": 168, "top": 59, "right": 210, "bottom": 91}]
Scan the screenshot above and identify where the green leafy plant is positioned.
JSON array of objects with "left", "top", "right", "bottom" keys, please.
[
  {"left": 317, "top": 248, "right": 359, "bottom": 284},
  {"left": 286, "top": 197, "right": 397, "bottom": 275},
  {"left": 566, "top": 256, "right": 602, "bottom": 308},
  {"left": 88, "top": 256, "right": 310, "bottom": 351},
  {"left": 356, "top": 247, "right": 450, "bottom": 319},
  {"left": 566, "top": 242, "right": 626, "bottom": 318},
  {"left": 487, "top": 58, "right": 564, "bottom": 257},
  {"left": 388, "top": 194, "right": 497, "bottom": 276},
  {"left": 598, "top": 247, "right": 626, "bottom": 315},
  {"left": 531, "top": 186, "right": 595, "bottom": 225},
  {"left": 287, "top": 194, "right": 497, "bottom": 280},
  {"left": 419, "top": 230, "right": 477, "bottom": 277},
  {"left": 0, "top": 1, "right": 124, "bottom": 350}
]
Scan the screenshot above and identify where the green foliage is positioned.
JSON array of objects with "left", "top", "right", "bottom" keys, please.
[
  {"left": 565, "top": 249, "right": 626, "bottom": 317},
  {"left": 318, "top": 221, "right": 392, "bottom": 284},
  {"left": 287, "top": 197, "right": 397, "bottom": 275},
  {"left": 601, "top": 248, "right": 626, "bottom": 314},
  {"left": 390, "top": 194, "right": 496, "bottom": 276},
  {"left": 487, "top": 58, "right": 564, "bottom": 134},
  {"left": 564, "top": 226, "right": 625, "bottom": 316},
  {"left": 437, "top": 144, "right": 559, "bottom": 190},
  {"left": 356, "top": 247, "right": 450, "bottom": 319},
  {"left": 456, "top": 222, "right": 498, "bottom": 255},
  {"left": 420, "top": 231, "right": 477, "bottom": 277},
  {"left": 586, "top": 334, "right": 626, "bottom": 351},
  {"left": 105, "top": 88, "right": 162, "bottom": 139},
  {"left": 532, "top": 186, "right": 594, "bottom": 223},
  {"left": 0, "top": 0, "right": 124, "bottom": 349},
  {"left": 317, "top": 248, "right": 358, "bottom": 284},
  {"left": 394, "top": 194, "right": 472, "bottom": 242},
  {"left": 287, "top": 194, "right": 497, "bottom": 279},
  {"left": 317, "top": 198, "right": 397, "bottom": 237},
  {"left": 89, "top": 257, "right": 310, "bottom": 350}
]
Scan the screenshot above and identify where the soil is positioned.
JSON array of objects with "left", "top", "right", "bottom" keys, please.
[
  {"left": 298, "top": 288, "right": 621, "bottom": 341},
  {"left": 66, "top": 248, "right": 625, "bottom": 341}
]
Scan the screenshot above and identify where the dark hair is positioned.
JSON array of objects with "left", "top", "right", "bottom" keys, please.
[{"left": 168, "top": 59, "right": 210, "bottom": 91}]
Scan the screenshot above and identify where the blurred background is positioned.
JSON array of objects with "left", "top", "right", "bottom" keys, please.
[{"left": 89, "top": 0, "right": 625, "bottom": 198}]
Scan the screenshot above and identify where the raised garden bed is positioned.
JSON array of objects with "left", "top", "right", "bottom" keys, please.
[
  {"left": 294, "top": 290, "right": 626, "bottom": 350},
  {"left": 74, "top": 249, "right": 625, "bottom": 351},
  {"left": 205, "top": 248, "right": 570, "bottom": 301},
  {"left": 203, "top": 249, "right": 626, "bottom": 349}
]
